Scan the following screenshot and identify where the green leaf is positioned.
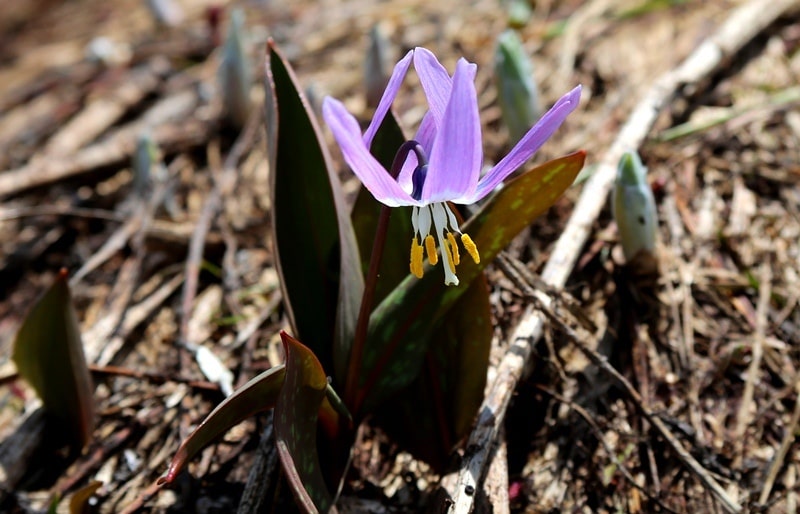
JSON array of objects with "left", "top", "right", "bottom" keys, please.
[
  {"left": 358, "top": 151, "right": 586, "bottom": 412},
  {"left": 275, "top": 332, "right": 336, "bottom": 514},
  {"left": 374, "top": 274, "right": 492, "bottom": 469},
  {"left": 264, "top": 40, "right": 363, "bottom": 382},
  {"left": 158, "top": 364, "right": 286, "bottom": 485},
  {"left": 13, "top": 269, "right": 95, "bottom": 449},
  {"left": 436, "top": 274, "right": 493, "bottom": 442},
  {"left": 350, "top": 110, "right": 412, "bottom": 306}
]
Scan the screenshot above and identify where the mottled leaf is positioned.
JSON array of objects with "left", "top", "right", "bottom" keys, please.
[
  {"left": 358, "top": 151, "right": 586, "bottom": 412},
  {"left": 13, "top": 269, "right": 95, "bottom": 449},
  {"left": 159, "top": 364, "right": 286, "bottom": 485},
  {"left": 275, "top": 331, "right": 336, "bottom": 514},
  {"left": 264, "top": 40, "right": 363, "bottom": 382}
]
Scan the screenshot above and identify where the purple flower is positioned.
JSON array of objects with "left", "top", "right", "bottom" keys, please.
[{"left": 323, "top": 47, "right": 581, "bottom": 285}]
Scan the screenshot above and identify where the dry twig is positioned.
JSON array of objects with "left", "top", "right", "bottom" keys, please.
[
  {"left": 496, "top": 253, "right": 742, "bottom": 513},
  {"left": 732, "top": 262, "right": 771, "bottom": 469}
]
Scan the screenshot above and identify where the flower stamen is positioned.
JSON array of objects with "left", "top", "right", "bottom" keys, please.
[
  {"left": 446, "top": 232, "right": 460, "bottom": 266},
  {"left": 424, "top": 234, "right": 438, "bottom": 265},
  {"left": 461, "top": 234, "right": 480, "bottom": 264},
  {"left": 407, "top": 202, "right": 481, "bottom": 285},
  {"left": 410, "top": 238, "right": 424, "bottom": 278},
  {"left": 443, "top": 238, "right": 457, "bottom": 274}
]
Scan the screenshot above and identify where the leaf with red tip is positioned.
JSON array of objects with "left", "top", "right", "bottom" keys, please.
[
  {"left": 12, "top": 269, "right": 95, "bottom": 449},
  {"left": 275, "top": 331, "right": 336, "bottom": 514},
  {"left": 158, "top": 364, "right": 286, "bottom": 485}
]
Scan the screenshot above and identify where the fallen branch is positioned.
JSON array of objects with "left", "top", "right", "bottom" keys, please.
[
  {"left": 448, "top": 0, "right": 800, "bottom": 512},
  {"left": 0, "top": 90, "right": 216, "bottom": 198},
  {"left": 43, "top": 58, "right": 171, "bottom": 156}
]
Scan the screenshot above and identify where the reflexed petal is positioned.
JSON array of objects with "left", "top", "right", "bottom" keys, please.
[
  {"left": 413, "top": 47, "right": 453, "bottom": 127},
  {"left": 469, "top": 85, "right": 581, "bottom": 202},
  {"left": 323, "top": 97, "right": 416, "bottom": 206},
  {"left": 363, "top": 49, "right": 414, "bottom": 148},
  {"left": 424, "top": 59, "right": 481, "bottom": 203}
]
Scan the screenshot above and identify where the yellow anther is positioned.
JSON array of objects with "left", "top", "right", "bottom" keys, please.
[
  {"left": 446, "top": 232, "right": 460, "bottom": 265},
  {"left": 424, "top": 234, "right": 438, "bottom": 265},
  {"left": 442, "top": 237, "right": 457, "bottom": 274},
  {"left": 410, "top": 238, "right": 424, "bottom": 278},
  {"left": 461, "top": 233, "right": 480, "bottom": 264}
]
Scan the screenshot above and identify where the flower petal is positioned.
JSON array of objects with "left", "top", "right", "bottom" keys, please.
[
  {"left": 363, "top": 49, "right": 414, "bottom": 148},
  {"left": 323, "top": 97, "right": 416, "bottom": 206},
  {"left": 469, "top": 85, "right": 582, "bottom": 202},
  {"left": 413, "top": 47, "right": 452, "bottom": 127},
  {"left": 424, "top": 58, "right": 481, "bottom": 203}
]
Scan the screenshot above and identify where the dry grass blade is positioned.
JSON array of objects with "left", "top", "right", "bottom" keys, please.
[
  {"left": 732, "top": 262, "right": 771, "bottom": 468},
  {"left": 759, "top": 381, "right": 800, "bottom": 506}
]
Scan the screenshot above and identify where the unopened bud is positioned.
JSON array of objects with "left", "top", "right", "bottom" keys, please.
[
  {"left": 364, "top": 24, "right": 392, "bottom": 109},
  {"left": 145, "top": 0, "right": 184, "bottom": 27},
  {"left": 494, "top": 30, "right": 541, "bottom": 145},
  {"left": 613, "top": 151, "right": 658, "bottom": 262},
  {"left": 218, "top": 8, "right": 253, "bottom": 129},
  {"left": 132, "top": 132, "right": 159, "bottom": 195},
  {"left": 506, "top": 0, "right": 532, "bottom": 28}
]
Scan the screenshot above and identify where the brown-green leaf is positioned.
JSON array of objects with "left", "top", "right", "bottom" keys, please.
[
  {"left": 358, "top": 151, "right": 586, "bottom": 413},
  {"left": 275, "top": 332, "right": 336, "bottom": 514},
  {"left": 13, "top": 269, "right": 95, "bottom": 449},
  {"left": 158, "top": 364, "right": 286, "bottom": 485},
  {"left": 264, "top": 40, "right": 363, "bottom": 382},
  {"left": 374, "top": 274, "right": 492, "bottom": 469}
]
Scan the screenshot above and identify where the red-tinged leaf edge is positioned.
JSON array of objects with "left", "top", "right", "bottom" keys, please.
[
  {"left": 358, "top": 151, "right": 587, "bottom": 413},
  {"left": 264, "top": 40, "right": 363, "bottom": 383},
  {"left": 12, "top": 269, "right": 95, "bottom": 450},
  {"left": 158, "top": 364, "right": 286, "bottom": 485},
  {"left": 275, "top": 331, "right": 337, "bottom": 514}
]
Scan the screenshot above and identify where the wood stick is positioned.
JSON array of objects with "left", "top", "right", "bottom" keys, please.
[
  {"left": 44, "top": 58, "right": 170, "bottom": 156},
  {"left": 0, "top": 90, "right": 215, "bottom": 198}
]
